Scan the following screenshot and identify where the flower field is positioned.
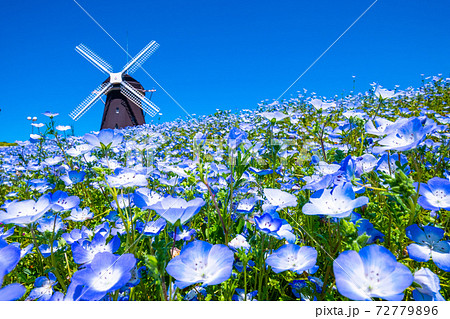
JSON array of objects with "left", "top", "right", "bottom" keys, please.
[{"left": 0, "top": 77, "right": 449, "bottom": 301}]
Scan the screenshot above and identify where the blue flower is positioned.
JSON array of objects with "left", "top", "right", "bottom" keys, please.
[
  {"left": 227, "top": 127, "right": 247, "bottom": 149},
  {"left": 0, "top": 283, "right": 26, "bottom": 301},
  {"left": 84, "top": 129, "right": 123, "bottom": 149},
  {"left": 302, "top": 182, "right": 369, "bottom": 218},
  {"left": 65, "top": 207, "right": 94, "bottom": 222},
  {"left": 254, "top": 213, "right": 283, "bottom": 235},
  {"left": 0, "top": 242, "right": 25, "bottom": 301},
  {"left": 0, "top": 226, "right": 14, "bottom": 240},
  {"left": 60, "top": 170, "right": 86, "bottom": 186},
  {"left": 372, "top": 117, "right": 436, "bottom": 154},
  {"left": 412, "top": 268, "right": 445, "bottom": 301},
  {"left": 263, "top": 188, "right": 298, "bottom": 211},
  {"left": 26, "top": 273, "right": 57, "bottom": 301},
  {"left": 266, "top": 244, "right": 317, "bottom": 274},
  {"left": 106, "top": 168, "right": 148, "bottom": 188},
  {"left": 166, "top": 240, "right": 234, "bottom": 289},
  {"left": 171, "top": 226, "right": 197, "bottom": 241},
  {"left": 229, "top": 234, "right": 251, "bottom": 253},
  {"left": 37, "top": 215, "right": 66, "bottom": 233},
  {"left": 0, "top": 193, "right": 52, "bottom": 225},
  {"left": 39, "top": 241, "right": 62, "bottom": 258},
  {"left": 235, "top": 197, "right": 257, "bottom": 214},
  {"left": 405, "top": 224, "right": 450, "bottom": 271},
  {"left": 417, "top": 177, "right": 450, "bottom": 211},
  {"left": 61, "top": 226, "right": 92, "bottom": 245},
  {"left": 72, "top": 252, "right": 136, "bottom": 301},
  {"left": 333, "top": 245, "right": 413, "bottom": 300},
  {"left": 133, "top": 188, "right": 162, "bottom": 209},
  {"left": 148, "top": 196, "right": 205, "bottom": 225},
  {"left": 49, "top": 190, "right": 80, "bottom": 212},
  {"left": 136, "top": 218, "right": 166, "bottom": 236},
  {"left": 232, "top": 288, "right": 258, "bottom": 301},
  {"left": 351, "top": 213, "right": 385, "bottom": 244},
  {"left": 71, "top": 233, "right": 121, "bottom": 265}
]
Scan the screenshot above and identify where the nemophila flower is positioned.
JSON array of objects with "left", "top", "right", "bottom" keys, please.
[
  {"left": 133, "top": 188, "right": 163, "bottom": 210},
  {"left": 0, "top": 283, "right": 26, "bottom": 301},
  {"left": 354, "top": 154, "right": 378, "bottom": 177},
  {"left": 171, "top": 226, "right": 197, "bottom": 241},
  {"left": 374, "top": 86, "right": 401, "bottom": 99},
  {"left": 84, "top": 129, "right": 123, "bottom": 148},
  {"left": 266, "top": 244, "right": 317, "bottom": 274},
  {"left": 106, "top": 168, "right": 148, "bottom": 188},
  {"left": 125, "top": 265, "right": 146, "bottom": 289},
  {"left": 94, "top": 221, "right": 112, "bottom": 238},
  {"left": 310, "top": 98, "right": 335, "bottom": 111},
  {"left": 61, "top": 226, "right": 92, "bottom": 245},
  {"left": 193, "top": 132, "right": 207, "bottom": 146},
  {"left": 72, "top": 252, "right": 136, "bottom": 301},
  {"left": 236, "top": 197, "right": 257, "bottom": 214},
  {"left": 333, "top": 245, "right": 413, "bottom": 301},
  {"left": 60, "top": 170, "right": 86, "bottom": 186},
  {"left": 55, "top": 125, "right": 71, "bottom": 131},
  {"left": 184, "top": 286, "right": 207, "bottom": 301},
  {"left": 249, "top": 167, "right": 273, "bottom": 176},
  {"left": 65, "top": 207, "right": 94, "bottom": 222},
  {"left": 232, "top": 288, "right": 258, "bottom": 301},
  {"left": 136, "top": 218, "right": 166, "bottom": 236},
  {"left": 375, "top": 152, "right": 409, "bottom": 176},
  {"left": 71, "top": 233, "right": 121, "bottom": 265},
  {"left": 227, "top": 127, "right": 247, "bottom": 149},
  {"left": 372, "top": 117, "right": 436, "bottom": 154},
  {"left": 0, "top": 226, "right": 14, "bottom": 240},
  {"left": 166, "top": 240, "right": 234, "bottom": 289},
  {"left": 49, "top": 190, "right": 80, "bottom": 212},
  {"left": 0, "top": 242, "right": 21, "bottom": 282},
  {"left": 0, "top": 193, "right": 52, "bottom": 225},
  {"left": 259, "top": 111, "right": 289, "bottom": 122},
  {"left": 351, "top": 213, "right": 385, "bottom": 244},
  {"left": 42, "top": 111, "right": 59, "bottom": 118},
  {"left": 302, "top": 183, "right": 369, "bottom": 218},
  {"left": 289, "top": 277, "right": 323, "bottom": 300},
  {"left": 412, "top": 268, "right": 445, "bottom": 301},
  {"left": 66, "top": 143, "right": 94, "bottom": 157},
  {"left": 39, "top": 241, "right": 62, "bottom": 258},
  {"left": 149, "top": 196, "right": 205, "bottom": 225},
  {"left": 417, "top": 177, "right": 450, "bottom": 211},
  {"left": 263, "top": 188, "right": 297, "bottom": 211},
  {"left": 234, "top": 259, "right": 255, "bottom": 273},
  {"left": 111, "top": 193, "right": 134, "bottom": 210},
  {"left": 36, "top": 215, "right": 66, "bottom": 233},
  {"left": 254, "top": 213, "right": 282, "bottom": 235},
  {"left": 229, "top": 234, "right": 251, "bottom": 253},
  {"left": 405, "top": 224, "right": 450, "bottom": 271},
  {"left": 43, "top": 156, "right": 64, "bottom": 167},
  {"left": 26, "top": 273, "right": 57, "bottom": 301}
]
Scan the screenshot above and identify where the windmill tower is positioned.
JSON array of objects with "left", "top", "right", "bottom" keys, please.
[{"left": 69, "top": 41, "right": 160, "bottom": 129}]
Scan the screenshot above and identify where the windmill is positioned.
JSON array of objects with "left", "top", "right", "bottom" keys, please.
[{"left": 69, "top": 41, "right": 160, "bottom": 130}]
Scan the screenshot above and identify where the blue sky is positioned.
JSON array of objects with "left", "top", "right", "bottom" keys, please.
[{"left": 1, "top": 0, "right": 449, "bottom": 142}]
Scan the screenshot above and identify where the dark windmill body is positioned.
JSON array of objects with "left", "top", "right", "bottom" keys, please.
[
  {"left": 101, "top": 74, "right": 146, "bottom": 129},
  {"left": 69, "top": 41, "right": 160, "bottom": 128}
]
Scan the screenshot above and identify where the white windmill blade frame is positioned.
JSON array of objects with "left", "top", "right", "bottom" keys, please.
[
  {"left": 121, "top": 41, "right": 159, "bottom": 75},
  {"left": 121, "top": 80, "right": 160, "bottom": 117},
  {"left": 76, "top": 44, "right": 114, "bottom": 75},
  {"left": 69, "top": 82, "right": 113, "bottom": 121}
]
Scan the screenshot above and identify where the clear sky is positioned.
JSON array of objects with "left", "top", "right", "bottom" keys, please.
[{"left": 1, "top": 0, "right": 449, "bottom": 142}]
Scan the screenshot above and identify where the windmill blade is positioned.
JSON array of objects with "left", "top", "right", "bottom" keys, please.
[
  {"left": 76, "top": 44, "right": 113, "bottom": 75},
  {"left": 121, "top": 80, "right": 160, "bottom": 117},
  {"left": 69, "top": 82, "right": 113, "bottom": 121},
  {"left": 121, "top": 41, "right": 159, "bottom": 75}
]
